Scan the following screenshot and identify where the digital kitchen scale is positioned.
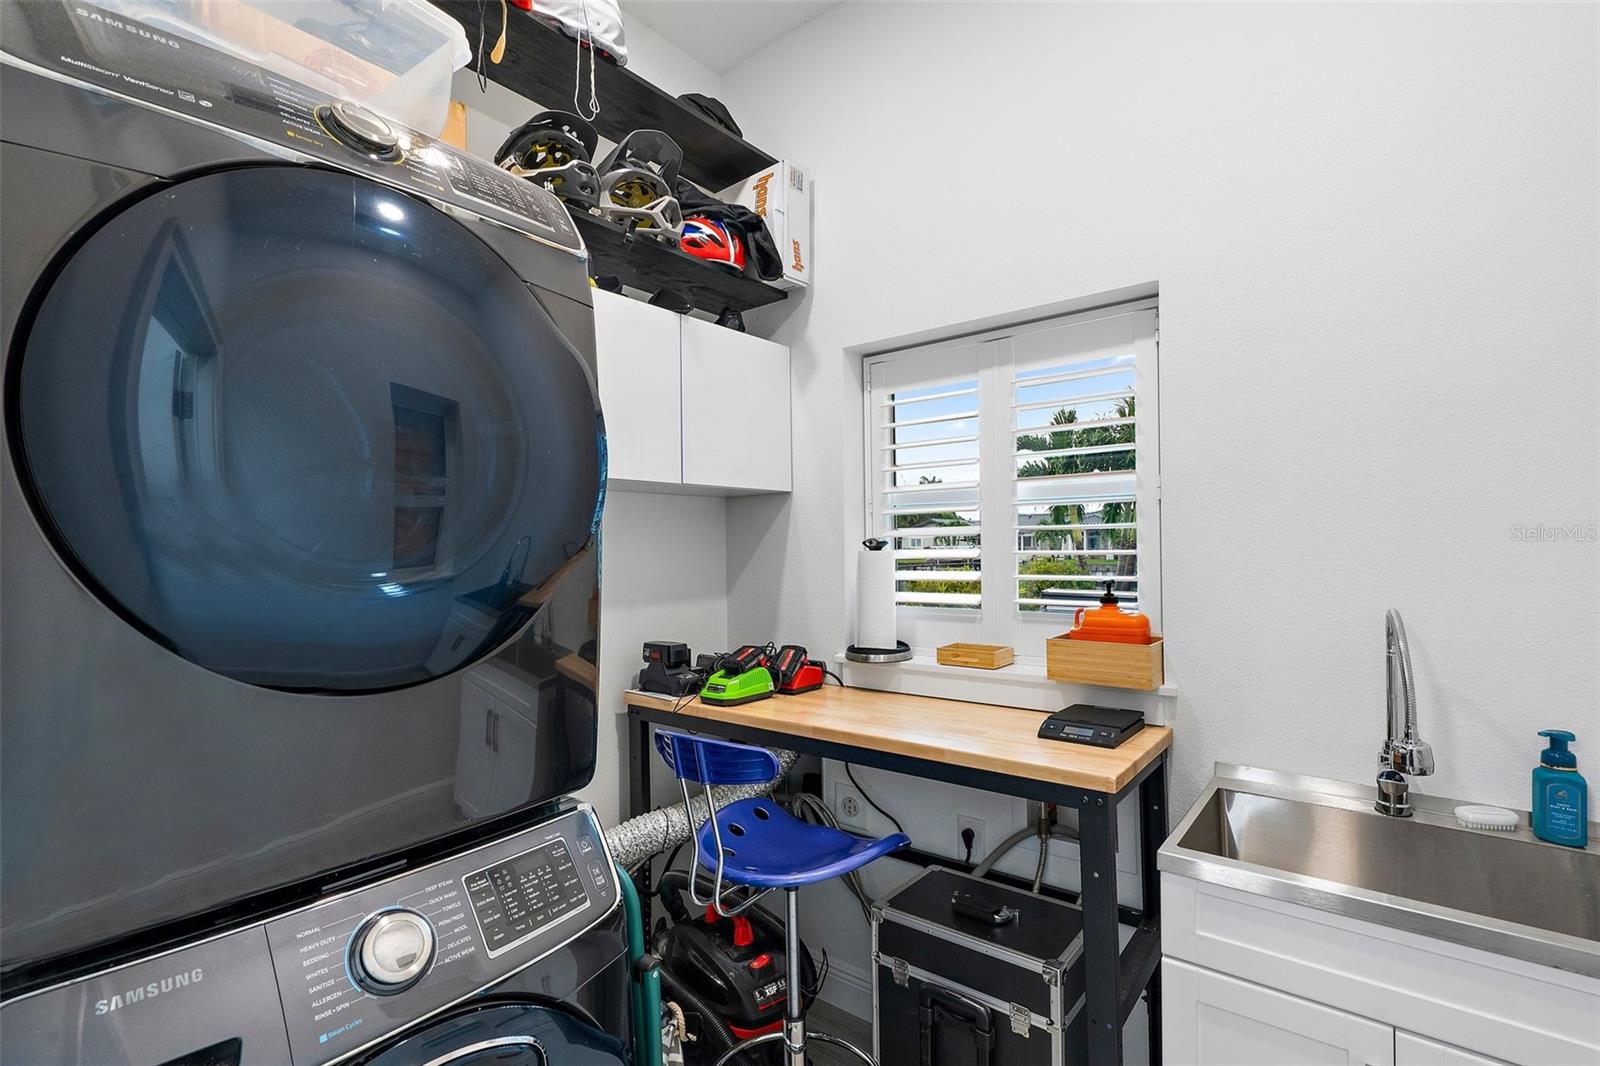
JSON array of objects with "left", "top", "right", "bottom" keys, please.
[{"left": 1037, "top": 704, "right": 1145, "bottom": 748}]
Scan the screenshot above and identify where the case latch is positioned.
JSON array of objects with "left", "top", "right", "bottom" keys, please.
[{"left": 1009, "top": 1003, "right": 1031, "bottom": 1036}]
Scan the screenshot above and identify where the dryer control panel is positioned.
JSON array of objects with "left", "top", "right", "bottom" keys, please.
[
  {"left": 0, "top": 0, "right": 584, "bottom": 255},
  {"left": 264, "top": 808, "right": 617, "bottom": 1063}
]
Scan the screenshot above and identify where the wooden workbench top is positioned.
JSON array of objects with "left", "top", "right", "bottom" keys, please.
[{"left": 625, "top": 685, "right": 1171, "bottom": 795}]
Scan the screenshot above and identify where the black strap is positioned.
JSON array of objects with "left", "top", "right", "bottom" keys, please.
[{"left": 917, "top": 984, "right": 995, "bottom": 1066}]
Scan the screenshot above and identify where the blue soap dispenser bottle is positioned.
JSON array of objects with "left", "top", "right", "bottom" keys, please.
[{"left": 1532, "top": 730, "right": 1588, "bottom": 848}]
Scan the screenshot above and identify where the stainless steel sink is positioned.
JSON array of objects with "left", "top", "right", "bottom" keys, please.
[{"left": 1160, "top": 765, "right": 1600, "bottom": 977}]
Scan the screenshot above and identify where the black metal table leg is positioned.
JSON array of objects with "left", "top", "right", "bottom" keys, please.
[
  {"left": 1079, "top": 791, "right": 1122, "bottom": 1065},
  {"left": 1140, "top": 753, "right": 1169, "bottom": 1065},
  {"left": 628, "top": 709, "right": 651, "bottom": 819},
  {"left": 627, "top": 710, "right": 653, "bottom": 918}
]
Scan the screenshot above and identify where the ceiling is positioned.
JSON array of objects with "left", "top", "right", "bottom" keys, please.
[{"left": 621, "top": 1, "right": 842, "bottom": 75}]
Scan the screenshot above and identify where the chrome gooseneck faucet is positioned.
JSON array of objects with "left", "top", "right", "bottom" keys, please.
[{"left": 1376, "top": 608, "right": 1434, "bottom": 816}]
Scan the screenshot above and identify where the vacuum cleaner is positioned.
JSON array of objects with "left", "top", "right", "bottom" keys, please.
[{"left": 654, "top": 871, "right": 821, "bottom": 1064}]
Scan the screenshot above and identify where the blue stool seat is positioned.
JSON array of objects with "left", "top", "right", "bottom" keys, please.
[{"left": 696, "top": 797, "right": 910, "bottom": 889}]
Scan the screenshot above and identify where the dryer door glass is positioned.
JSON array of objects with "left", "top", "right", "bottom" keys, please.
[{"left": 13, "top": 166, "right": 603, "bottom": 692}]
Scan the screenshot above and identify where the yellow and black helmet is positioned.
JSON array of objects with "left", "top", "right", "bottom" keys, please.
[
  {"left": 595, "top": 130, "right": 685, "bottom": 245},
  {"left": 495, "top": 110, "right": 601, "bottom": 209}
]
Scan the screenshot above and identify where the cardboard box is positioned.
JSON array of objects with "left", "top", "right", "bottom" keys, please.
[{"left": 718, "top": 161, "right": 811, "bottom": 290}]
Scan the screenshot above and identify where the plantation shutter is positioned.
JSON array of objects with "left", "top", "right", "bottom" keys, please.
[
  {"left": 863, "top": 299, "right": 1159, "bottom": 660},
  {"left": 1010, "top": 307, "right": 1158, "bottom": 622},
  {"left": 867, "top": 343, "right": 982, "bottom": 609}
]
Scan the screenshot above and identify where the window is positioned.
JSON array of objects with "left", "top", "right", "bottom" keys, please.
[{"left": 864, "top": 300, "right": 1160, "bottom": 663}]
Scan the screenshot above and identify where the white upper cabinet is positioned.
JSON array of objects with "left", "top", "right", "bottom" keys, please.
[
  {"left": 592, "top": 293, "right": 791, "bottom": 495},
  {"left": 680, "top": 315, "right": 792, "bottom": 493},
  {"left": 593, "top": 289, "right": 682, "bottom": 486}
]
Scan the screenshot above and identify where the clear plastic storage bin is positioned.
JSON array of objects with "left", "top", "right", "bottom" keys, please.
[{"left": 94, "top": 0, "right": 470, "bottom": 135}]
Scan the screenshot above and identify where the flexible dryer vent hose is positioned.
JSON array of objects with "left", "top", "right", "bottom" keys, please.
[{"left": 605, "top": 747, "right": 799, "bottom": 870}]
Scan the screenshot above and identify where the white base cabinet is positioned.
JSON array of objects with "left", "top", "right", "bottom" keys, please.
[
  {"left": 1161, "top": 873, "right": 1598, "bottom": 1066},
  {"left": 1165, "top": 960, "right": 1518, "bottom": 1066},
  {"left": 1164, "top": 959, "right": 1393, "bottom": 1066},
  {"left": 593, "top": 290, "right": 791, "bottom": 495}
]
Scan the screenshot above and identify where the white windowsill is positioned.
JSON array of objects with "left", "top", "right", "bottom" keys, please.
[{"left": 831, "top": 651, "right": 1179, "bottom": 701}]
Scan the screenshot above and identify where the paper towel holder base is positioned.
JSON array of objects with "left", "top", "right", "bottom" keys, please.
[{"left": 845, "top": 641, "right": 913, "bottom": 664}]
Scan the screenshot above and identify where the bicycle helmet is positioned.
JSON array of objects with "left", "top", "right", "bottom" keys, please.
[
  {"left": 680, "top": 217, "right": 746, "bottom": 272},
  {"left": 495, "top": 110, "right": 601, "bottom": 208},
  {"left": 596, "top": 130, "right": 685, "bottom": 244}
]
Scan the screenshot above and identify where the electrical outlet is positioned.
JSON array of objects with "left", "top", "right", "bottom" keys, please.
[
  {"left": 957, "top": 815, "right": 986, "bottom": 863},
  {"left": 833, "top": 780, "right": 866, "bottom": 831}
]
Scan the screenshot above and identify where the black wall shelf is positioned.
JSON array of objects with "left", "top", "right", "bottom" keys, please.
[
  {"left": 435, "top": 1, "right": 777, "bottom": 191},
  {"left": 573, "top": 214, "right": 788, "bottom": 315}
]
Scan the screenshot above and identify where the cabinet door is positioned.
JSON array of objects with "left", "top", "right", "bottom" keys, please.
[
  {"left": 1395, "top": 1032, "right": 1509, "bottom": 1066},
  {"left": 452, "top": 683, "right": 498, "bottom": 818},
  {"left": 593, "top": 289, "right": 682, "bottom": 485},
  {"left": 486, "top": 705, "right": 539, "bottom": 816},
  {"left": 1163, "top": 959, "right": 1394, "bottom": 1066},
  {"left": 679, "top": 316, "right": 791, "bottom": 492}
]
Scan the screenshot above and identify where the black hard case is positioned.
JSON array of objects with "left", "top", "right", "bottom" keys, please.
[{"left": 871, "top": 867, "right": 1087, "bottom": 1066}]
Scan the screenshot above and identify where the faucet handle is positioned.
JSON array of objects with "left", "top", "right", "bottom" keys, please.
[{"left": 1382, "top": 737, "right": 1435, "bottom": 777}]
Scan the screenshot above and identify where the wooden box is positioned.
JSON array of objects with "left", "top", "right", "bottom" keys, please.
[
  {"left": 1045, "top": 636, "right": 1163, "bottom": 690},
  {"left": 935, "top": 643, "right": 1014, "bottom": 670}
]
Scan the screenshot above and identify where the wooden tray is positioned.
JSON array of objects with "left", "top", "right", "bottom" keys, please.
[
  {"left": 1045, "top": 636, "right": 1163, "bottom": 690},
  {"left": 936, "top": 643, "right": 1015, "bottom": 670}
]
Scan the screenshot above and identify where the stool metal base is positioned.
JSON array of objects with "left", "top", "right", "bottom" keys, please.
[
  {"left": 809, "top": 1030, "right": 876, "bottom": 1065},
  {"left": 712, "top": 1027, "right": 876, "bottom": 1066}
]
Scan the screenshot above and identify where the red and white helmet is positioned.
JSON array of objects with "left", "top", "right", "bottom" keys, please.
[{"left": 680, "top": 217, "right": 746, "bottom": 272}]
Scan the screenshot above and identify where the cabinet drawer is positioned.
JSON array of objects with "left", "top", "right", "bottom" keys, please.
[{"left": 1395, "top": 1032, "right": 1511, "bottom": 1066}]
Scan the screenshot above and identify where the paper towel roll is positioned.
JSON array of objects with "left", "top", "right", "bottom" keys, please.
[{"left": 856, "top": 546, "right": 898, "bottom": 650}]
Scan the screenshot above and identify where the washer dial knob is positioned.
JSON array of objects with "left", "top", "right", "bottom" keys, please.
[
  {"left": 350, "top": 910, "right": 434, "bottom": 994},
  {"left": 318, "top": 100, "right": 402, "bottom": 158}
]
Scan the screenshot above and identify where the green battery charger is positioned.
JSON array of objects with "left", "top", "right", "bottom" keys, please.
[{"left": 700, "top": 666, "right": 776, "bottom": 706}]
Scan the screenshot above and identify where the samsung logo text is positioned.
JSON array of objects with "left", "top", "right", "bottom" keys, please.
[{"left": 93, "top": 968, "right": 204, "bottom": 1015}]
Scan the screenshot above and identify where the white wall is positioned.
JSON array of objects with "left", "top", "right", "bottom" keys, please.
[
  {"left": 591, "top": 490, "right": 729, "bottom": 827},
  {"left": 723, "top": 0, "right": 1598, "bottom": 820},
  {"left": 717, "top": 2, "right": 1598, "bottom": 1024},
  {"left": 447, "top": 17, "right": 733, "bottom": 829}
]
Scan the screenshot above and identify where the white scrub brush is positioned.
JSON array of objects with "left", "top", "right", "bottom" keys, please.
[{"left": 1454, "top": 804, "right": 1519, "bottom": 831}]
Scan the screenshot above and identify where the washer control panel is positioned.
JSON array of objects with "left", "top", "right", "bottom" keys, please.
[
  {"left": 263, "top": 808, "right": 616, "bottom": 1064},
  {"left": 465, "top": 838, "right": 589, "bottom": 959},
  {"left": 0, "top": 808, "right": 615, "bottom": 1066}
]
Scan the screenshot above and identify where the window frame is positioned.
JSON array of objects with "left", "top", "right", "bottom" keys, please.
[{"left": 862, "top": 299, "right": 1161, "bottom": 666}]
